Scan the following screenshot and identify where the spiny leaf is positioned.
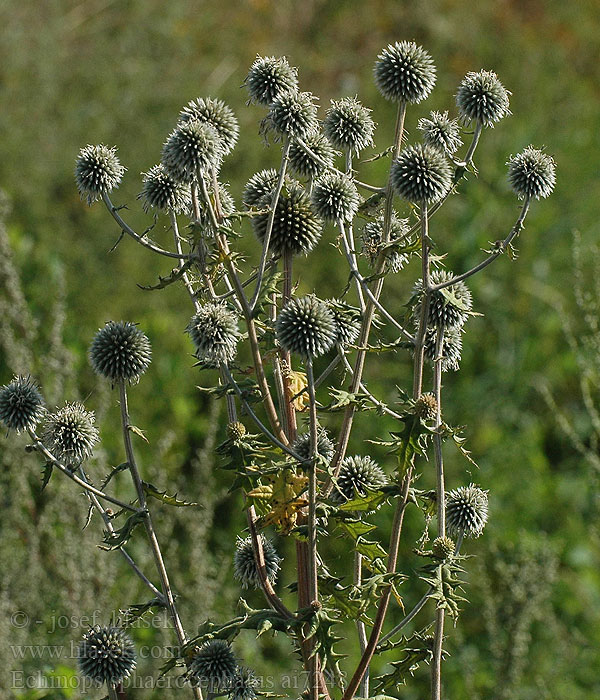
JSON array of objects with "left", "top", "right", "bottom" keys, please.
[
  {"left": 100, "top": 462, "right": 130, "bottom": 491},
  {"left": 99, "top": 510, "right": 146, "bottom": 551},
  {"left": 374, "top": 629, "right": 438, "bottom": 691},
  {"left": 322, "top": 388, "right": 376, "bottom": 412},
  {"left": 335, "top": 518, "right": 377, "bottom": 540},
  {"left": 137, "top": 259, "right": 195, "bottom": 291},
  {"left": 120, "top": 598, "right": 166, "bottom": 626},
  {"left": 335, "top": 489, "right": 388, "bottom": 513},
  {"left": 40, "top": 463, "right": 53, "bottom": 491},
  {"left": 142, "top": 481, "right": 199, "bottom": 507}
]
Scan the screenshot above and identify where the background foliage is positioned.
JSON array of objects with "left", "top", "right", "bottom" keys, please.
[{"left": 1, "top": 1, "right": 599, "bottom": 697}]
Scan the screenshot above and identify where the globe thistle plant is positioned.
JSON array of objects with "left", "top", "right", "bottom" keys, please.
[
  {"left": 293, "top": 427, "right": 335, "bottom": 464},
  {"left": 229, "top": 667, "right": 259, "bottom": 700},
  {"left": 246, "top": 55, "right": 298, "bottom": 106},
  {"left": 0, "top": 375, "right": 45, "bottom": 433},
  {"left": 417, "top": 110, "right": 463, "bottom": 156},
  {"left": 391, "top": 143, "right": 453, "bottom": 205},
  {"left": 432, "top": 536, "right": 456, "bottom": 560},
  {"left": 243, "top": 169, "right": 280, "bottom": 207},
  {"left": 178, "top": 97, "right": 239, "bottom": 155},
  {"left": 227, "top": 421, "right": 247, "bottom": 441},
  {"left": 276, "top": 295, "right": 338, "bottom": 358},
  {"left": 138, "top": 164, "right": 191, "bottom": 214},
  {"left": 412, "top": 269, "right": 473, "bottom": 330},
  {"left": 89, "top": 321, "right": 152, "bottom": 384},
  {"left": 267, "top": 91, "right": 319, "bottom": 139},
  {"left": 42, "top": 403, "right": 99, "bottom": 467},
  {"left": 456, "top": 70, "right": 511, "bottom": 127},
  {"left": 190, "top": 639, "right": 238, "bottom": 688},
  {"left": 361, "top": 215, "right": 411, "bottom": 273},
  {"left": 374, "top": 41, "right": 436, "bottom": 103},
  {"left": 311, "top": 172, "right": 359, "bottom": 223},
  {"left": 161, "top": 120, "right": 223, "bottom": 184},
  {"left": 323, "top": 97, "right": 376, "bottom": 154},
  {"left": 233, "top": 535, "right": 281, "bottom": 589},
  {"left": 75, "top": 144, "right": 125, "bottom": 205},
  {"left": 78, "top": 626, "right": 136, "bottom": 687},
  {"left": 187, "top": 302, "right": 240, "bottom": 365},
  {"left": 288, "top": 131, "right": 336, "bottom": 179},
  {"left": 446, "top": 483, "right": 489, "bottom": 539},
  {"left": 424, "top": 327, "right": 463, "bottom": 372},
  {"left": 326, "top": 299, "right": 362, "bottom": 347},
  {"left": 414, "top": 392, "right": 438, "bottom": 421},
  {"left": 332, "top": 455, "right": 388, "bottom": 504},
  {"left": 507, "top": 146, "right": 556, "bottom": 200}
]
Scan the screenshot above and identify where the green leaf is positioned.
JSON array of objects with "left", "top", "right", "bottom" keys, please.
[
  {"left": 120, "top": 597, "right": 166, "bottom": 625},
  {"left": 336, "top": 518, "right": 377, "bottom": 540},
  {"left": 100, "top": 462, "right": 130, "bottom": 491},
  {"left": 137, "top": 258, "right": 195, "bottom": 291},
  {"left": 99, "top": 510, "right": 146, "bottom": 551},
  {"left": 336, "top": 489, "right": 388, "bottom": 513},
  {"left": 374, "top": 629, "right": 438, "bottom": 691},
  {"left": 142, "top": 481, "right": 199, "bottom": 507},
  {"left": 322, "top": 388, "right": 376, "bottom": 412},
  {"left": 40, "top": 463, "right": 53, "bottom": 491}
]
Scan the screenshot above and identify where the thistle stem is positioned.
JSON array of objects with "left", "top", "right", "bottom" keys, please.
[{"left": 354, "top": 549, "right": 369, "bottom": 698}]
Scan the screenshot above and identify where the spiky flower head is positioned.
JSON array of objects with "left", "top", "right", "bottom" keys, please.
[
  {"left": 413, "top": 270, "right": 473, "bottom": 330},
  {"left": 326, "top": 299, "right": 361, "bottom": 347},
  {"left": 252, "top": 182, "right": 322, "bottom": 256},
  {"left": 138, "top": 164, "right": 191, "bottom": 214},
  {"left": 288, "top": 131, "right": 336, "bottom": 179},
  {"left": 276, "top": 295, "right": 337, "bottom": 358},
  {"left": 332, "top": 455, "right": 388, "bottom": 504},
  {"left": 233, "top": 535, "right": 281, "bottom": 589},
  {"left": 89, "top": 321, "right": 152, "bottom": 383},
  {"left": 187, "top": 302, "right": 240, "bottom": 365},
  {"left": 417, "top": 111, "right": 463, "bottom": 156},
  {"left": 243, "top": 169, "right": 279, "bottom": 207},
  {"left": 361, "top": 215, "right": 411, "bottom": 273},
  {"left": 423, "top": 327, "right": 463, "bottom": 372},
  {"left": 227, "top": 421, "right": 247, "bottom": 441},
  {"left": 42, "top": 403, "right": 99, "bottom": 467},
  {"left": 311, "top": 172, "right": 359, "bottom": 223},
  {"left": 374, "top": 41, "right": 436, "bottom": 103},
  {"left": 78, "top": 625, "right": 136, "bottom": 687},
  {"left": 456, "top": 70, "right": 511, "bottom": 127},
  {"left": 246, "top": 55, "right": 298, "bottom": 106},
  {"left": 190, "top": 640, "right": 238, "bottom": 688},
  {"left": 229, "top": 667, "right": 259, "bottom": 700},
  {"left": 507, "top": 146, "right": 556, "bottom": 200},
  {"left": 446, "top": 483, "right": 489, "bottom": 538},
  {"left": 75, "top": 145, "right": 125, "bottom": 205},
  {"left": 391, "top": 144, "right": 453, "bottom": 205},
  {"left": 161, "top": 120, "right": 222, "bottom": 184},
  {"left": 267, "top": 91, "right": 319, "bottom": 139},
  {"left": 414, "top": 392, "right": 438, "bottom": 421},
  {"left": 432, "top": 536, "right": 456, "bottom": 560},
  {"left": 178, "top": 97, "right": 239, "bottom": 155},
  {"left": 0, "top": 375, "right": 45, "bottom": 433},
  {"left": 323, "top": 97, "right": 376, "bottom": 154},
  {"left": 293, "top": 427, "right": 335, "bottom": 464}
]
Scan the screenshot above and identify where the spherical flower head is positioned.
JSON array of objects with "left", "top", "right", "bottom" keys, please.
[
  {"left": 251, "top": 182, "right": 323, "bottom": 256},
  {"left": 293, "top": 427, "right": 335, "bottom": 464},
  {"left": 75, "top": 144, "right": 125, "bottom": 205},
  {"left": 432, "top": 536, "right": 455, "bottom": 560},
  {"left": 326, "top": 299, "right": 361, "bottom": 346},
  {"left": 89, "top": 321, "right": 152, "bottom": 384},
  {"left": 423, "top": 327, "right": 463, "bottom": 372},
  {"left": 414, "top": 392, "right": 438, "bottom": 421},
  {"left": 456, "top": 70, "right": 511, "bottom": 127},
  {"left": 78, "top": 625, "right": 136, "bottom": 687},
  {"left": 187, "top": 302, "right": 240, "bottom": 365},
  {"left": 243, "top": 169, "right": 279, "bottom": 207},
  {"left": 288, "top": 131, "right": 336, "bottom": 179},
  {"left": 190, "top": 639, "right": 238, "bottom": 688},
  {"left": 233, "top": 535, "right": 281, "bottom": 589},
  {"left": 179, "top": 97, "right": 239, "bottom": 155},
  {"left": 391, "top": 144, "right": 453, "bottom": 205},
  {"left": 267, "top": 91, "right": 319, "bottom": 139},
  {"left": 42, "top": 402, "right": 99, "bottom": 467},
  {"left": 226, "top": 421, "right": 247, "bottom": 441},
  {"left": 374, "top": 41, "right": 436, "bottom": 103},
  {"left": 418, "top": 111, "right": 463, "bottom": 156},
  {"left": 323, "top": 97, "right": 376, "bottom": 154},
  {"left": 161, "top": 120, "right": 222, "bottom": 184},
  {"left": 311, "top": 172, "right": 359, "bottom": 223},
  {"left": 246, "top": 55, "right": 299, "bottom": 106},
  {"left": 507, "top": 146, "right": 556, "bottom": 200},
  {"left": 361, "top": 215, "right": 411, "bottom": 273},
  {"left": 229, "top": 666, "right": 259, "bottom": 700},
  {"left": 276, "top": 295, "right": 338, "bottom": 358},
  {"left": 332, "top": 455, "right": 388, "bottom": 504},
  {"left": 446, "top": 483, "right": 489, "bottom": 539},
  {"left": 0, "top": 375, "right": 45, "bottom": 433},
  {"left": 413, "top": 269, "right": 473, "bottom": 330},
  {"left": 138, "top": 164, "right": 191, "bottom": 214}
]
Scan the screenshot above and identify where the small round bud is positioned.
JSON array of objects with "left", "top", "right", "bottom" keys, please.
[
  {"left": 432, "top": 536, "right": 455, "bottom": 559},
  {"left": 78, "top": 625, "right": 136, "bottom": 687},
  {"left": 178, "top": 97, "right": 239, "bottom": 155},
  {"left": 323, "top": 97, "right": 375, "bottom": 154},
  {"left": 75, "top": 145, "right": 125, "bottom": 205},
  {"left": 243, "top": 169, "right": 279, "bottom": 207},
  {"left": 42, "top": 403, "right": 99, "bottom": 467},
  {"left": 229, "top": 667, "right": 259, "bottom": 700},
  {"left": 361, "top": 215, "right": 411, "bottom": 273},
  {"left": 138, "top": 164, "right": 191, "bottom": 214},
  {"left": 161, "top": 120, "right": 222, "bottom": 184},
  {"left": 456, "top": 70, "right": 511, "bottom": 127},
  {"left": 423, "top": 327, "right": 463, "bottom": 373},
  {"left": 288, "top": 131, "right": 336, "bottom": 179},
  {"left": 326, "top": 299, "right": 361, "bottom": 347},
  {"left": 332, "top": 455, "right": 388, "bottom": 504},
  {"left": 413, "top": 270, "right": 473, "bottom": 330},
  {"left": 187, "top": 302, "right": 240, "bottom": 365},
  {"left": 507, "top": 146, "right": 556, "bottom": 200},
  {"left": 414, "top": 393, "right": 438, "bottom": 421},
  {"left": 446, "top": 483, "right": 489, "bottom": 538},
  {"left": 276, "top": 295, "right": 338, "bottom": 358},
  {"left": 374, "top": 41, "right": 436, "bottom": 104},
  {"left": 391, "top": 144, "right": 453, "bottom": 205},
  {"left": 190, "top": 640, "right": 238, "bottom": 688},
  {"left": 267, "top": 91, "right": 319, "bottom": 139},
  {"left": 246, "top": 55, "right": 298, "bottom": 106},
  {"left": 417, "top": 111, "right": 463, "bottom": 156},
  {"left": 89, "top": 321, "right": 152, "bottom": 383},
  {"left": 0, "top": 375, "right": 45, "bottom": 433},
  {"left": 311, "top": 172, "right": 359, "bottom": 223},
  {"left": 233, "top": 535, "right": 281, "bottom": 589},
  {"left": 293, "top": 428, "right": 335, "bottom": 464},
  {"left": 227, "top": 421, "right": 247, "bottom": 441}
]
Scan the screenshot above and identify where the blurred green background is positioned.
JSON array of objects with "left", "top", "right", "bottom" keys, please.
[{"left": 1, "top": 0, "right": 599, "bottom": 698}]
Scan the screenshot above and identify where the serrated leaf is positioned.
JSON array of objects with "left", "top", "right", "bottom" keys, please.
[
  {"left": 99, "top": 510, "right": 146, "bottom": 551},
  {"left": 336, "top": 518, "right": 377, "bottom": 540},
  {"left": 100, "top": 462, "right": 130, "bottom": 491},
  {"left": 374, "top": 629, "right": 438, "bottom": 691},
  {"left": 322, "top": 388, "right": 376, "bottom": 412},
  {"left": 40, "top": 463, "right": 53, "bottom": 491},
  {"left": 142, "top": 481, "right": 198, "bottom": 507},
  {"left": 137, "top": 259, "right": 195, "bottom": 291},
  {"left": 336, "top": 489, "right": 388, "bottom": 513},
  {"left": 120, "top": 597, "right": 165, "bottom": 626}
]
